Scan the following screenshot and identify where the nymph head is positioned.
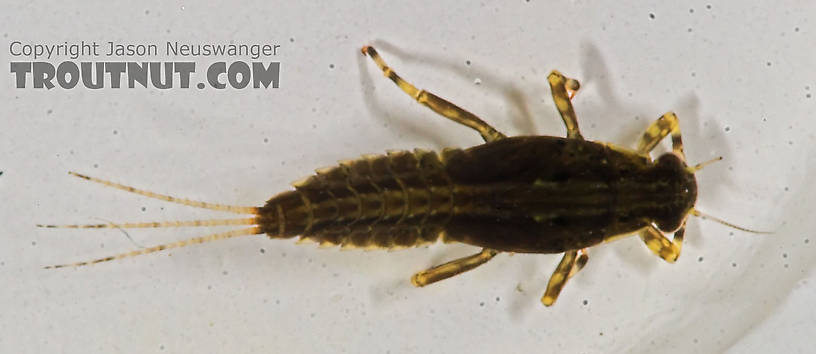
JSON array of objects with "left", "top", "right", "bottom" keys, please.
[{"left": 652, "top": 152, "right": 698, "bottom": 232}]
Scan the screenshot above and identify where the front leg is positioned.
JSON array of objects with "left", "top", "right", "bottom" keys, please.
[
  {"left": 639, "top": 224, "right": 685, "bottom": 263},
  {"left": 636, "top": 112, "right": 686, "bottom": 162}
]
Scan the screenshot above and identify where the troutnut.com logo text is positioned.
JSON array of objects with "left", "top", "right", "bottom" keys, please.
[{"left": 9, "top": 41, "right": 282, "bottom": 89}]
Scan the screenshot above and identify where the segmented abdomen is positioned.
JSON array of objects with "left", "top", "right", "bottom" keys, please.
[{"left": 257, "top": 149, "right": 459, "bottom": 249}]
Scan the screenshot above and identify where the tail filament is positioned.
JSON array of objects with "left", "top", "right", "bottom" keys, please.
[{"left": 41, "top": 172, "right": 265, "bottom": 268}]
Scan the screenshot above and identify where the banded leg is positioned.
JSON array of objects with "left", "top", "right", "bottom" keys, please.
[
  {"left": 541, "top": 248, "right": 589, "bottom": 306},
  {"left": 639, "top": 224, "right": 685, "bottom": 263},
  {"left": 361, "top": 45, "right": 506, "bottom": 143},
  {"left": 636, "top": 112, "right": 686, "bottom": 161},
  {"left": 411, "top": 248, "right": 498, "bottom": 287},
  {"left": 547, "top": 70, "right": 584, "bottom": 140}
]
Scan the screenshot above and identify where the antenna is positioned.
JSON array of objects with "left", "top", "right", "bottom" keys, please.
[
  {"left": 687, "top": 156, "right": 724, "bottom": 173},
  {"left": 689, "top": 209, "right": 772, "bottom": 234}
]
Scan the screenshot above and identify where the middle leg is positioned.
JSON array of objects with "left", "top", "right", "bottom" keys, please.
[
  {"left": 541, "top": 248, "right": 589, "bottom": 306},
  {"left": 547, "top": 70, "right": 584, "bottom": 140}
]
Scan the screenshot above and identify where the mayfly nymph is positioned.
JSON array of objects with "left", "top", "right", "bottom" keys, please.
[{"left": 41, "top": 45, "right": 765, "bottom": 306}]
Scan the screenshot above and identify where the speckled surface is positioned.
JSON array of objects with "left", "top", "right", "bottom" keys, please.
[{"left": 1, "top": 1, "right": 813, "bottom": 353}]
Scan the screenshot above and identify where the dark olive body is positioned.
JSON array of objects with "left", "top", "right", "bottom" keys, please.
[{"left": 256, "top": 136, "right": 698, "bottom": 254}]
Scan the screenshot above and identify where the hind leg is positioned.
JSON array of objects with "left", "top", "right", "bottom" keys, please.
[
  {"left": 411, "top": 248, "right": 499, "bottom": 286},
  {"left": 362, "top": 46, "right": 506, "bottom": 143}
]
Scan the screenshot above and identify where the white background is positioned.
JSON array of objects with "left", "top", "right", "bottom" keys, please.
[{"left": 1, "top": 1, "right": 814, "bottom": 353}]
